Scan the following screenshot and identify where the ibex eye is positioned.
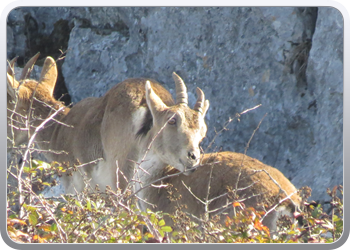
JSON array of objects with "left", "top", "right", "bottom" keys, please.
[{"left": 168, "top": 118, "right": 176, "bottom": 125}]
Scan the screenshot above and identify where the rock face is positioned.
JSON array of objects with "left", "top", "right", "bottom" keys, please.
[{"left": 7, "top": 7, "right": 343, "bottom": 202}]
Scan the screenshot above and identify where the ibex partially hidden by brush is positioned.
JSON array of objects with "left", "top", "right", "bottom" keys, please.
[
  {"left": 147, "top": 151, "right": 301, "bottom": 232},
  {"left": 7, "top": 53, "right": 209, "bottom": 202}
]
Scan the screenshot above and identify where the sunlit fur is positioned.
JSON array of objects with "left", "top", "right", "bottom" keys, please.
[
  {"left": 7, "top": 55, "right": 209, "bottom": 202},
  {"left": 145, "top": 151, "right": 301, "bottom": 232}
]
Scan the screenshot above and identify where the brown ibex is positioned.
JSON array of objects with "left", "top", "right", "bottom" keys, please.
[
  {"left": 145, "top": 151, "right": 301, "bottom": 232},
  {"left": 6, "top": 53, "right": 209, "bottom": 202}
]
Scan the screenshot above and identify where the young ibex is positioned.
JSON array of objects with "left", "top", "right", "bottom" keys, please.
[
  {"left": 145, "top": 151, "right": 301, "bottom": 232},
  {"left": 7, "top": 54, "right": 209, "bottom": 202}
]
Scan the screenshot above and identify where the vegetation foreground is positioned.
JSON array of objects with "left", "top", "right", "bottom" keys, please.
[{"left": 7, "top": 158, "right": 343, "bottom": 244}]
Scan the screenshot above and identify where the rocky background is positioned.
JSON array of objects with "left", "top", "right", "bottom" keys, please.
[{"left": 6, "top": 7, "right": 343, "bottom": 202}]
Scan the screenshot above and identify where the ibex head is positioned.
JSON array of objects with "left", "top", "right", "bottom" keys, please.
[
  {"left": 7, "top": 53, "right": 62, "bottom": 148},
  {"left": 144, "top": 72, "right": 209, "bottom": 175}
]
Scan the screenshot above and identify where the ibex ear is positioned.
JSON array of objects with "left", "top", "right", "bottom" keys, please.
[
  {"left": 39, "top": 56, "right": 57, "bottom": 96},
  {"left": 7, "top": 72, "right": 19, "bottom": 99},
  {"left": 202, "top": 100, "right": 210, "bottom": 117},
  {"left": 145, "top": 81, "right": 168, "bottom": 122}
]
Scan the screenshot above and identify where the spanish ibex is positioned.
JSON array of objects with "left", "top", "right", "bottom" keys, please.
[
  {"left": 145, "top": 151, "right": 301, "bottom": 232},
  {"left": 7, "top": 53, "right": 209, "bottom": 202}
]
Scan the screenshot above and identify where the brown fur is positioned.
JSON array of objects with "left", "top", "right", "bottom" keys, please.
[
  {"left": 145, "top": 151, "right": 301, "bottom": 232},
  {"left": 7, "top": 55, "right": 210, "bottom": 196}
]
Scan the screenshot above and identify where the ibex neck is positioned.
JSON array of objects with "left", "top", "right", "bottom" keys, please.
[
  {"left": 35, "top": 104, "right": 70, "bottom": 152},
  {"left": 134, "top": 149, "right": 167, "bottom": 211},
  {"left": 136, "top": 150, "right": 166, "bottom": 186}
]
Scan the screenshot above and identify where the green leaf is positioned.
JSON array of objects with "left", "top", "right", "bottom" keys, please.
[
  {"left": 161, "top": 226, "right": 172, "bottom": 233},
  {"left": 28, "top": 213, "right": 38, "bottom": 226},
  {"left": 326, "top": 238, "right": 334, "bottom": 243},
  {"left": 333, "top": 215, "right": 340, "bottom": 222},
  {"left": 24, "top": 204, "right": 37, "bottom": 213},
  {"left": 119, "top": 212, "right": 128, "bottom": 218},
  {"left": 23, "top": 167, "right": 30, "bottom": 173},
  {"left": 86, "top": 199, "right": 92, "bottom": 211},
  {"left": 150, "top": 213, "right": 156, "bottom": 224},
  {"left": 50, "top": 223, "right": 57, "bottom": 232},
  {"left": 158, "top": 219, "right": 165, "bottom": 227}
]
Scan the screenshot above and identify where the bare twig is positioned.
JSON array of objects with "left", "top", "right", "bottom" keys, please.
[
  {"left": 240, "top": 104, "right": 262, "bottom": 115},
  {"left": 18, "top": 106, "right": 65, "bottom": 217},
  {"left": 75, "top": 158, "right": 103, "bottom": 169},
  {"left": 124, "top": 167, "right": 190, "bottom": 203},
  {"left": 260, "top": 190, "right": 298, "bottom": 223},
  {"left": 181, "top": 180, "right": 206, "bottom": 205},
  {"left": 122, "top": 113, "right": 176, "bottom": 201},
  {"left": 204, "top": 154, "right": 218, "bottom": 220},
  {"left": 7, "top": 62, "right": 21, "bottom": 149},
  {"left": 136, "top": 113, "right": 176, "bottom": 176},
  {"left": 151, "top": 183, "right": 169, "bottom": 189},
  {"left": 232, "top": 113, "right": 267, "bottom": 212},
  {"left": 255, "top": 169, "right": 299, "bottom": 209},
  {"left": 205, "top": 104, "right": 261, "bottom": 153}
]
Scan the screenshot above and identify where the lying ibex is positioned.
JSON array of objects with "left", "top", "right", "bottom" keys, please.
[
  {"left": 7, "top": 54, "right": 209, "bottom": 202},
  {"left": 145, "top": 151, "right": 301, "bottom": 232}
]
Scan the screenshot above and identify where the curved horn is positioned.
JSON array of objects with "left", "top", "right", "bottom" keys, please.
[
  {"left": 7, "top": 56, "right": 18, "bottom": 76},
  {"left": 194, "top": 87, "right": 205, "bottom": 113},
  {"left": 172, "top": 72, "right": 188, "bottom": 105},
  {"left": 7, "top": 72, "right": 19, "bottom": 98},
  {"left": 20, "top": 52, "right": 40, "bottom": 80}
]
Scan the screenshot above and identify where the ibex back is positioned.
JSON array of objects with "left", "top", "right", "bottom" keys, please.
[
  {"left": 145, "top": 151, "right": 301, "bottom": 232},
  {"left": 7, "top": 54, "right": 209, "bottom": 203}
]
